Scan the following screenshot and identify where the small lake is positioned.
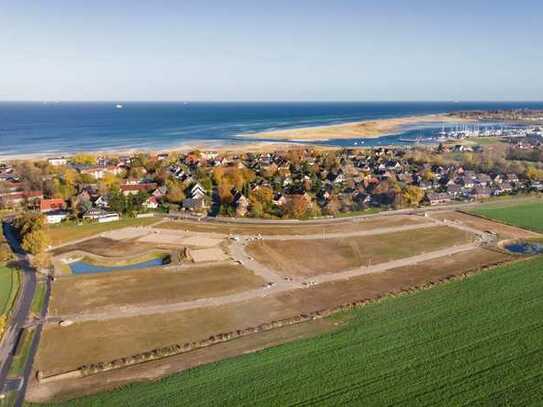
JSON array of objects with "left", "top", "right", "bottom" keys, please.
[
  {"left": 70, "top": 257, "right": 167, "bottom": 274},
  {"left": 504, "top": 241, "right": 543, "bottom": 255}
]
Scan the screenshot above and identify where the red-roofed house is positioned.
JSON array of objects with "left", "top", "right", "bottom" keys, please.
[{"left": 39, "top": 198, "right": 66, "bottom": 213}]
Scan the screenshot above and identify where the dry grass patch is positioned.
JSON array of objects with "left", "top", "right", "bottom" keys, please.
[
  {"left": 36, "top": 295, "right": 298, "bottom": 376},
  {"left": 431, "top": 211, "right": 540, "bottom": 240},
  {"left": 247, "top": 226, "right": 473, "bottom": 277},
  {"left": 49, "top": 264, "right": 264, "bottom": 316},
  {"left": 49, "top": 218, "right": 160, "bottom": 246},
  {"left": 155, "top": 215, "right": 427, "bottom": 236},
  {"left": 51, "top": 238, "right": 157, "bottom": 258}
]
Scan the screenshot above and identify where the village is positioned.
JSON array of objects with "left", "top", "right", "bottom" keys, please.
[{"left": 2, "top": 141, "right": 543, "bottom": 225}]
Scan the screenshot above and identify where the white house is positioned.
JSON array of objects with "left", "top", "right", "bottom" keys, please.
[
  {"left": 45, "top": 211, "right": 69, "bottom": 224},
  {"left": 48, "top": 157, "right": 68, "bottom": 166},
  {"left": 143, "top": 196, "right": 159, "bottom": 209}
]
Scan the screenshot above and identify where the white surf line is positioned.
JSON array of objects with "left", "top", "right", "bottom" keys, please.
[{"left": 49, "top": 242, "right": 479, "bottom": 324}]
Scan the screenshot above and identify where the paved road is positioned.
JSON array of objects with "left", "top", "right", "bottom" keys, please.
[
  {"left": 0, "top": 222, "right": 36, "bottom": 405},
  {"left": 0, "top": 222, "right": 51, "bottom": 407}
]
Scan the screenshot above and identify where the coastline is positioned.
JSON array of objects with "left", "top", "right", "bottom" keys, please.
[
  {"left": 243, "top": 113, "right": 470, "bottom": 142},
  {"left": 0, "top": 113, "right": 469, "bottom": 161}
]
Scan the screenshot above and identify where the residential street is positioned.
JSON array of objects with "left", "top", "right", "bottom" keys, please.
[{"left": 0, "top": 221, "right": 49, "bottom": 407}]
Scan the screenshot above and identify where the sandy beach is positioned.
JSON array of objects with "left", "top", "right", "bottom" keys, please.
[{"left": 246, "top": 113, "right": 468, "bottom": 141}]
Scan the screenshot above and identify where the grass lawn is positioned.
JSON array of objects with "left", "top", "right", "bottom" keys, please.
[
  {"left": 470, "top": 201, "right": 543, "bottom": 233},
  {"left": 9, "top": 327, "right": 35, "bottom": 377},
  {"left": 0, "top": 265, "right": 20, "bottom": 315},
  {"left": 48, "top": 217, "right": 161, "bottom": 246},
  {"left": 37, "top": 254, "right": 543, "bottom": 406},
  {"left": 31, "top": 281, "right": 47, "bottom": 316}
]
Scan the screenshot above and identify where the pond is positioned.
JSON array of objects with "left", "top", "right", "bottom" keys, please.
[
  {"left": 504, "top": 241, "right": 543, "bottom": 255},
  {"left": 70, "top": 257, "right": 168, "bottom": 274}
]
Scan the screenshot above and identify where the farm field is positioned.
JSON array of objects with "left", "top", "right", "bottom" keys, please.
[
  {"left": 49, "top": 264, "right": 265, "bottom": 316},
  {"left": 470, "top": 201, "right": 543, "bottom": 233},
  {"left": 247, "top": 226, "right": 472, "bottom": 277},
  {"left": 0, "top": 265, "right": 19, "bottom": 315},
  {"left": 34, "top": 255, "right": 543, "bottom": 406},
  {"left": 155, "top": 214, "right": 427, "bottom": 236},
  {"left": 48, "top": 217, "right": 161, "bottom": 246}
]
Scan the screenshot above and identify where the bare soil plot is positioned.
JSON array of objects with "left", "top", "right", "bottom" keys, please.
[
  {"left": 49, "top": 264, "right": 264, "bottom": 316},
  {"left": 27, "top": 319, "right": 337, "bottom": 403},
  {"left": 36, "top": 295, "right": 298, "bottom": 376},
  {"left": 247, "top": 226, "right": 473, "bottom": 277},
  {"left": 138, "top": 230, "right": 223, "bottom": 248},
  {"left": 431, "top": 211, "right": 540, "bottom": 239},
  {"left": 155, "top": 214, "right": 428, "bottom": 236},
  {"left": 274, "top": 247, "right": 513, "bottom": 313},
  {"left": 35, "top": 246, "right": 511, "bottom": 380},
  {"left": 51, "top": 237, "right": 156, "bottom": 258},
  {"left": 189, "top": 248, "right": 229, "bottom": 263}
]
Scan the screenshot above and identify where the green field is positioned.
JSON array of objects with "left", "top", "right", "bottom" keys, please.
[
  {"left": 31, "top": 281, "right": 47, "bottom": 316},
  {"left": 0, "top": 265, "right": 19, "bottom": 315},
  {"left": 48, "top": 217, "right": 161, "bottom": 246},
  {"left": 38, "top": 255, "right": 543, "bottom": 406},
  {"left": 470, "top": 201, "right": 543, "bottom": 232}
]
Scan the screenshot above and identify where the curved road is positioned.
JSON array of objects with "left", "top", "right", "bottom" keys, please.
[{"left": 0, "top": 222, "right": 51, "bottom": 407}]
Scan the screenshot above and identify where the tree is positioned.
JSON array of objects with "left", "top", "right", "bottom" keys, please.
[
  {"left": 72, "top": 153, "right": 96, "bottom": 165},
  {"left": 21, "top": 229, "right": 49, "bottom": 255},
  {"left": 250, "top": 186, "right": 273, "bottom": 206},
  {"left": 323, "top": 196, "right": 341, "bottom": 216},
  {"left": 32, "top": 252, "right": 52, "bottom": 270},
  {"left": 526, "top": 166, "right": 543, "bottom": 181},
  {"left": 285, "top": 195, "right": 312, "bottom": 219},
  {"left": 99, "top": 173, "right": 121, "bottom": 193},
  {"left": 0, "top": 244, "right": 13, "bottom": 263},
  {"left": 165, "top": 180, "right": 185, "bottom": 204},
  {"left": 402, "top": 186, "right": 425, "bottom": 207}
]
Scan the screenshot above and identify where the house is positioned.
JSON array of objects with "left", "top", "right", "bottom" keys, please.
[
  {"left": 76, "top": 166, "right": 106, "bottom": 180},
  {"left": 45, "top": 210, "right": 69, "bottom": 224},
  {"left": 120, "top": 183, "right": 157, "bottom": 196},
  {"left": 182, "top": 197, "right": 208, "bottom": 212},
  {"left": 48, "top": 157, "right": 68, "bottom": 166},
  {"left": 0, "top": 191, "right": 43, "bottom": 208},
  {"left": 39, "top": 198, "right": 66, "bottom": 213},
  {"left": 82, "top": 208, "right": 120, "bottom": 223},
  {"left": 189, "top": 183, "right": 207, "bottom": 200},
  {"left": 446, "top": 184, "right": 462, "bottom": 198},
  {"left": 143, "top": 195, "right": 159, "bottom": 209},
  {"left": 426, "top": 192, "right": 451, "bottom": 206},
  {"left": 94, "top": 195, "right": 109, "bottom": 209},
  {"left": 471, "top": 186, "right": 491, "bottom": 199},
  {"left": 152, "top": 185, "right": 168, "bottom": 199},
  {"left": 232, "top": 192, "right": 249, "bottom": 217}
]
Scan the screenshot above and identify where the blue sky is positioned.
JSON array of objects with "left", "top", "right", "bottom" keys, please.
[{"left": 1, "top": 0, "right": 542, "bottom": 101}]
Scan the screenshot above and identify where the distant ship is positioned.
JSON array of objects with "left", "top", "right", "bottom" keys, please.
[{"left": 116, "top": 104, "right": 124, "bottom": 109}]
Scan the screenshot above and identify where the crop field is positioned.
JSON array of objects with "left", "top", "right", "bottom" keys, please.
[
  {"left": 155, "top": 214, "right": 427, "bottom": 236},
  {"left": 0, "top": 265, "right": 19, "bottom": 314},
  {"left": 37, "top": 255, "right": 543, "bottom": 406},
  {"left": 470, "top": 201, "right": 543, "bottom": 233},
  {"left": 48, "top": 217, "right": 161, "bottom": 246},
  {"left": 49, "top": 264, "right": 264, "bottom": 316},
  {"left": 247, "top": 226, "right": 472, "bottom": 277}
]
